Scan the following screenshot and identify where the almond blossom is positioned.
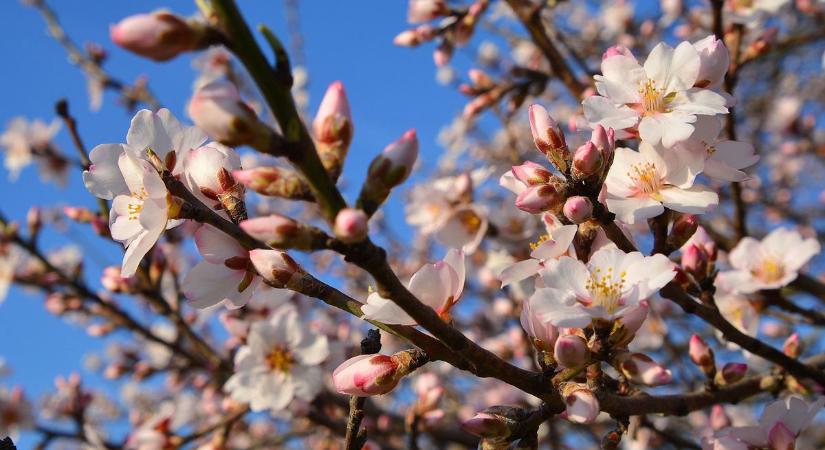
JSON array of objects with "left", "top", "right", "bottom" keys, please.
[
  {"left": 84, "top": 109, "right": 207, "bottom": 277},
  {"left": 583, "top": 40, "right": 728, "bottom": 147},
  {"left": 362, "top": 248, "right": 465, "bottom": 325},
  {"left": 717, "top": 227, "right": 820, "bottom": 293},
  {"left": 498, "top": 213, "right": 577, "bottom": 287},
  {"left": 182, "top": 225, "right": 286, "bottom": 309},
  {"left": 0, "top": 117, "right": 62, "bottom": 182},
  {"left": 529, "top": 248, "right": 675, "bottom": 328},
  {"left": 677, "top": 116, "right": 759, "bottom": 182},
  {"left": 605, "top": 142, "right": 718, "bottom": 224},
  {"left": 705, "top": 396, "right": 825, "bottom": 450},
  {"left": 223, "top": 306, "right": 329, "bottom": 413}
]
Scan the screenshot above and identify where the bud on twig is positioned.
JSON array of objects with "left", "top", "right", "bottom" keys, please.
[
  {"left": 559, "top": 383, "right": 599, "bottom": 424},
  {"left": 689, "top": 334, "right": 716, "bottom": 378},
  {"left": 111, "top": 11, "right": 217, "bottom": 61},
  {"left": 240, "top": 215, "right": 318, "bottom": 250},
  {"left": 616, "top": 352, "right": 672, "bottom": 386},
  {"left": 716, "top": 363, "right": 747, "bottom": 385},
  {"left": 313, "top": 81, "right": 353, "bottom": 181},
  {"left": 248, "top": 249, "right": 304, "bottom": 288},
  {"left": 233, "top": 167, "right": 314, "bottom": 201},
  {"left": 189, "top": 80, "right": 273, "bottom": 149},
  {"left": 333, "top": 349, "right": 428, "bottom": 397},
  {"left": 358, "top": 130, "right": 418, "bottom": 215},
  {"left": 333, "top": 208, "right": 368, "bottom": 244},
  {"left": 553, "top": 335, "right": 589, "bottom": 369},
  {"left": 667, "top": 214, "right": 698, "bottom": 250},
  {"left": 528, "top": 104, "right": 569, "bottom": 172},
  {"left": 563, "top": 196, "right": 593, "bottom": 224}
]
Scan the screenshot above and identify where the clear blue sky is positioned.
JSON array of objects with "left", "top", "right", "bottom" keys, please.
[{"left": 0, "top": 0, "right": 470, "bottom": 441}]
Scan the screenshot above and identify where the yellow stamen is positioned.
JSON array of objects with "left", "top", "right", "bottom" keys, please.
[
  {"left": 628, "top": 162, "right": 664, "bottom": 201},
  {"left": 585, "top": 267, "right": 627, "bottom": 314},
  {"left": 266, "top": 346, "right": 294, "bottom": 373}
]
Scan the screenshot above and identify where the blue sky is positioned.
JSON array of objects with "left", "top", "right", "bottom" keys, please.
[{"left": 0, "top": 0, "right": 470, "bottom": 440}]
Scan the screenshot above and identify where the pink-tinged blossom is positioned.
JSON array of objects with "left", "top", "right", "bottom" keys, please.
[
  {"left": 110, "top": 11, "right": 202, "bottom": 61},
  {"left": 693, "top": 35, "right": 730, "bottom": 89},
  {"left": 248, "top": 249, "right": 304, "bottom": 289},
  {"left": 560, "top": 383, "right": 600, "bottom": 424},
  {"left": 677, "top": 116, "right": 759, "bottom": 182},
  {"left": 182, "top": 225, "right": 286, "bottom": 309},
  {"left": 520, "top": 292, "right": 560, "bottom": 352},
  {"left": 498, "top": 214, "right": 577, "bottom": 287},
  {"left": 717, "top": 396, "right": 825, "bottom": 449},
  {"left": 188, "top": 80, "right": 264, "bottom": 147},
  {"left": 407, "top": 0, "right": 447, "bottom": 23},
  {"left": 718, "top": 227, "right": 820, "bottom": 293},
  {"left": 554, "top": 334, "right": 589, "bottom": 368},
  {"left": 530, "top": 248, "right": 676, "bottom": 328},
  {"left": 313, "top": 81, "right": 353, "bottom": 148},
  {"left": 500, "top": 166, "right": 566, "bottom": 215},
  {"left": 583, "top": 40, "right": 728, "bottom": 147},
  {"left": 605, "top": 142, "right": 718, "bottom": 224},
  {"left": 0, "top": 117, "right": 61, "bottom": 182},
  {"left": 563, "top": 196, "right": 593, "bottom": 223},
  {"left": 182, "top": 142, "right": 242, "bottom": 207},
  {"left": 223, "top": 306, "right": 329, "bottom": 413},
  {"left": 362, "top": 249, "right": 465, "bottom": 325}
]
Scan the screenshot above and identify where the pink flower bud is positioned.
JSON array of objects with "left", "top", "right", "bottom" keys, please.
[
  {"left": 407, "top": 0, "right": 448, "bottom": 23},
  {"left": 528, "top": 104, "right": 568, "bottom": 169},
  {"left": 689, "top": 334, "right": 715, "bottom": 370},
  {"left": 511, "top": 161, "right": 552, "bottom": 186},
  {"left": 618, "top": 353, "right": 673, "bottom": 386},
  {"left": 240, "top": 215, "right": 315, "bottom": 250},
  {"left": 461, "top": 412, "right": 511, "bottom": 438},
  {"left": 333, "top": 354, "right": 401, "bottom": 397},
  {"left": 184, "top": 144, "right": 242, "bottom": 195},
  {"left": 589, "top": 125, "right": 615, "bottom": 161},
  {"left": 189, "top": 80, "right": 265, "bottom": 147},
  {"left": 514, "top": 183, "right": 564, "bottom": 214},
  {"left": 232, "top": 167, "right": 313, "bottom": 200},
  {"left": 334, "top": 208, "right": 369, "bottom": 243},
  {"left": 554, "top": 335, "right": 589, "bottom": 369},
  {"left": 693, "top": 35, "right": 730, "bottom": 89},
  {"left": 561, "top": 384, "right": 599, "bottom": 424},
  {"left": 433, "top": 42, "right": 452, "bottom": 66},
  {"left": 718, "top": 363, "right": 747, "bottom": 384},
  {"left": 110, "top": 11, "right": 202, "bottom": 61},
  {"left": 572, "top": 141, "right": 603, "bottom": 177},
  {"left": 248, "top": 249, "right": 303, "bottom": 288},
  {"left": 313, "top": 81, "right": 353, "bottom": 147},
  {"left": 682, "top": 244, "right": 709, "bottom": 280},
  {"left": 563, "top": 196, "right": 593, "bottom": 224},
  {"left": 468, "top": 69, "right": 493, "bottom": 89},
  {"left": 63, "top": 206, "right": 96, "bottom": 223},
  {"left": 709, "top": 405, "right": 730, "bottom": 430},
  {"left": 394, "top": 30, "right": 419, "bottom": 46},
  {"left": 783, "top": 333, "right": 801, "bottom": 358},
  {"left": 366, "top": 129, "right": 419, "bottom": 190},
  {"left": 602, "top": 45, "right": 635, "bottom": 61},
  {"left": 101, "top": 266, "right": 136, "bottom": 293}
]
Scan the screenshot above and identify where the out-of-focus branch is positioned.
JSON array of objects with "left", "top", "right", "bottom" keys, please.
[
  {"left": 504, "top": 0, "right": 588, "bottom": 99},
  {"left": 26, "top": 0, "right": 161, "bottom": 110}
]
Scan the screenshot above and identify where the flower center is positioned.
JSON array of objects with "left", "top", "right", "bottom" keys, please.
[
  {"left": 266, "top": 346, "right": 294, "bottom": 373},
  {"left": 456, "top": 209, "right": 482, "bottom": 234},
  {"left": 628, "top": 162, "right": 664, "bottom": 201},
  {"left": 530, "top": 234, "right": 551, "bottom": 251},
  {"left": 639, "top": 79, "right": 668, "bottom": 114},
  {"left": 753, "top": 257, "right": 784, "bottom": 283},
  {"left": 585, "top": 267, "right": 627, "bottom": 314},
  {"left": 127, "top": 187, "right": 149, "bottom": 220}
]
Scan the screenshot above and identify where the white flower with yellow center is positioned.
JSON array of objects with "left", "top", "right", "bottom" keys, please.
[
  {"left": 498, "top": 213, "right": 577, "bottom": 287},
  {"left": 528, "top": 248, "right": 675, "bottom": 328},
  {"left": 605, "top": 142, "right": 718, "bottom": 224},
  {"left": 583, "top": 39, "right": 728, "bottom": 147},
  {"left": 224, "top": 306, "right": 329, "bottom": 413},
  {"left": 718, "top": 227, "right": 820, "bottom": 293}
]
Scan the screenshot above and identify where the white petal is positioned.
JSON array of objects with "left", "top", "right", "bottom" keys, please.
[
  {"left": 582, "top": 96, "right": 639, "bottom": 130},
  {"left": 195, "top": 224, "right": 246, "bottom": 263},
  {"left": 659, "top": 185, "right": 718, "bottom": 214},
  {"left": 361, "top": 292, "right": 416, "bottom": 325},
  {"left": 182, "top": 261, "right": 249, "bottom": 309},
  {"left": 83, "top": 144, "right": 127, "bottom": 200}
]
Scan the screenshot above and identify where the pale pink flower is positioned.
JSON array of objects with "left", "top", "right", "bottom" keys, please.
[
  {"left": 677, "top": 116, "right": 758, "bottom": 182},
  {"left": 498, "top": 214, "right": 577, "bottom": 287},
  {"left": 182, "top": 142, "right": 242, "bottom": 206},
  {"left": 605, "top": 142, "right": 718, "bottom": 224},
  {"left": 723, "top": 396, "right": 824, "bottom": 449},
  {"left": 224, "top": 306, "right": 329, "bottom": 413},
  {"left": 530, "top": 248, "right": 676, "bottom": 328},
  {"left": 583, "top": 40, "right": 728, "bottom": 147},
  {"left": 362, "top": 249, "right": 465, "bottom": 325},
  {"left": 718, "top": 227, "right": 820, "bottom": 293},
  {"left": 0, "top": 117, "right": 61, "bottom": 181}
]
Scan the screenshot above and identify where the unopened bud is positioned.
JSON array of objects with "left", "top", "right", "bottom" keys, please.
[
  {"left": 563, "top": 196, "right": 593, "bottom": 224},
  {"left": 232, "top": 167, "right": 314, "bottom": 201},
  {"left": 333, "top": 349, "right": 427, "bottom": 397},
  {"left": 520, "top": 297, "right": 559, "bottom": 353},
  {"left": 689, "top": 334, "right": 716, "bottom": 377},
  {"left": 189, "top": 80, "right": 271, "bottom": 148},
  {"left": 617, "top": 352, "right": 672, "bottom": 386},
  {"left": 101, "top": 266, "right": 136, "bottom": 293},
  {"left": 511, "top": 161, "right": 552, "bottom": 186},
  {"left": 667, "top": 214, "right": 698, "bottom": 249},
  {"left": 64, "top": 206, "right": 96, "bottom": 223},
  {"left": 248, "top": 249, "right": 303, "bottom": 288},
  {"left": 26, "top": 207, "right": 42, "bottom": 237},
  {"left": 359, "top": 130, "right": 419, "bottom": 214},
  {"left": 783, "top": 333, "right": 801, "bottom": 358},
  {"left": 468, "top": 68, "right": 493, "bottom": 89},
  {"left": 554, "top": 334, "right": 589, "bottom": 369},
  {"left": 717, "top": 362, "right": 747, "bottom": 385},
  {"left": 572, "top": 142, "right": 603, "bottom": 178},
  {"left": 240, "top": 215, "right": 316, "bottom": 250},
  {"left": 514, "top": 181, "right": 565, "bottom": 214},
  {"left": 609, "top": 300, "right": 649, "bottom": 347},
  {"left": 314, "top": 81, "right": 354, "bottom": 180},
  {"left": 110, "top": 11, "right": 209, "bottom": 61},
  {"left": 681, "top": 244, "right": 709, "bottom": 280},
  {"left": 334, "top": 208, "right": 369, "bottom": 243},
  {"left": 602, "top": 45, "right": 635, "bottom": 60},
  {"left": 408, "top": 0, "right": 448, "bottom": 23},
  {"left": 528, "top": 104, "right": 568, "bottom": 171},
  {"left": 462, "top": 412, "right": 511, "bottom": 439},
  {"left": 560, "top": 383, "right": 599, "bottom": 424}
]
